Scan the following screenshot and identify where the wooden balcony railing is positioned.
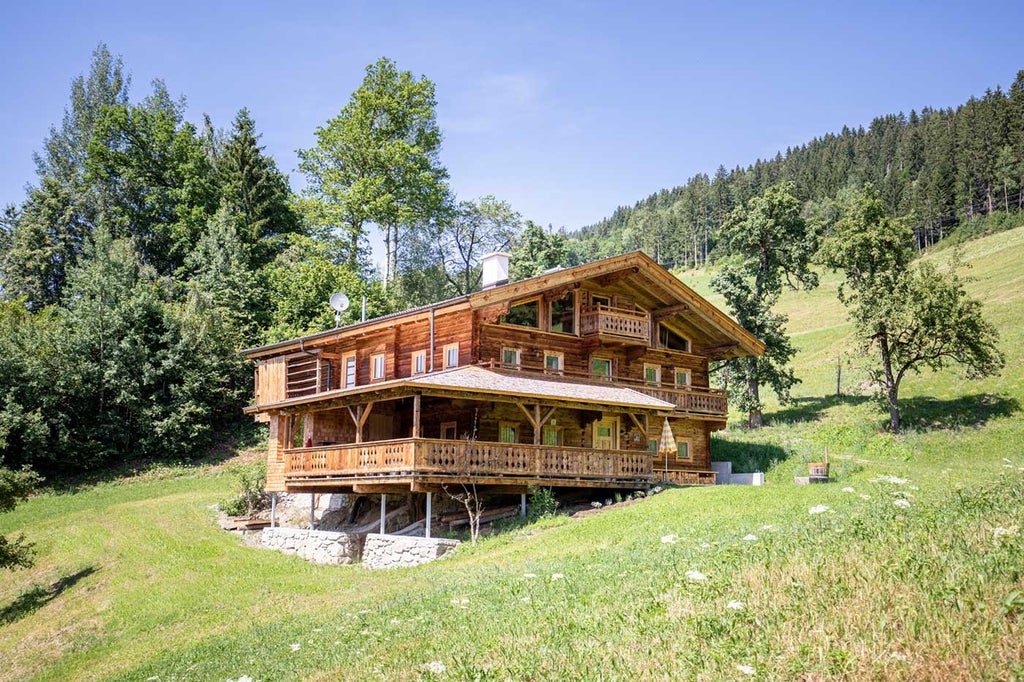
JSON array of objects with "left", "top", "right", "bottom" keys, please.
[
  {"left": 283, "top": 438, "right": 653, "bottom": 483},
  {"left": 632, "top": 385, "right": 728, "bottom": 416},
  {"left": 580, "top": 304, "right": 651, "bottom": 343}
]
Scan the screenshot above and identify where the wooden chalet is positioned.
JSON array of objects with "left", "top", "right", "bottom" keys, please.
[{"left": 243, "top": 251, "right": 764, "bottom": 507}]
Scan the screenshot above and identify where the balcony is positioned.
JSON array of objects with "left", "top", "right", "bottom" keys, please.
[
  {"left": 580, "top": 304, "right": 651, "bottom": 345},
  {"left": 632, "top": 384, "right": 728, "bottom": 417},
  {"left": 282, "top": 438, "right": 655, "bottom": 489}
]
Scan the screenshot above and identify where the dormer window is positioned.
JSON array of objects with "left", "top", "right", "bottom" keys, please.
[
  {"left": 659, "top": 324, "right": 691, "bottom": 352},
  {"left": 502, "top": 299, "right": 540, "bottom": 328},
  {"left": 549, "top": 291, "right": 575, "bottom": 334}
]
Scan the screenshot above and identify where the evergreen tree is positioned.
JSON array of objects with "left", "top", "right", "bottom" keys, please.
[
  {"left": 509, "top": 221, "right": 568, "bottom": 280},
  {"left": 216, "top": 109, "right": 302, "bottom": 269}
]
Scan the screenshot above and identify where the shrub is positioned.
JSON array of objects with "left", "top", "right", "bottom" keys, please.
[
  {"left": 219, "top": 460, "right": 269, "bottom": 517},
  {"left": 527, "top": 486, "right": 559, "bottom": 521}
]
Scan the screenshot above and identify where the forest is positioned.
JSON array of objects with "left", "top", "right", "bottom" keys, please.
[
  {"left": 0, "top": 43, "right": 1019, "bottom": 478},
  {"left": 571, "top": 73, "right": 1024, "bottom": 268}
]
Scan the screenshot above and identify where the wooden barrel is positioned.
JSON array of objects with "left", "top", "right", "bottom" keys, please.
[{"left": 808, "top": 462, "right": 830, "bottom": 478}]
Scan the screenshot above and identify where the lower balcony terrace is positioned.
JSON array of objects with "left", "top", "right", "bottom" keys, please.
[{"left": 280, "top": 438, "right": 717, "bottom": 492}]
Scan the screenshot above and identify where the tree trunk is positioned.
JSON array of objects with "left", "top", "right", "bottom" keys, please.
[
  {"left": 389, "top": 224, "right": 399, "bottom": 289},
  {"left": 382, "top": 228, "right": 392, "bottom": 289},
  {"left": 878, "top": 336, "right": 901, "bottom": 434},
  {"left": 746, "top": 356, "right": 762, "bottom": 429}
]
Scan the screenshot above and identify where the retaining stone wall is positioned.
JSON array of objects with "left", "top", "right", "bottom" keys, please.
[
  {"left": 361, "top": 533, "right": 460, "bottom": 569},
  {"left": 260, "top": 527, "right": 365, "bottom": 565}
]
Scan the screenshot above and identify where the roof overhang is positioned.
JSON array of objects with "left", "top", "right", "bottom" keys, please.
[{"left": 244, "top": 366, "right": 676, "bottom": 415}]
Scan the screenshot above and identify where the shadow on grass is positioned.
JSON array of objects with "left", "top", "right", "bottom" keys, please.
[
  {"left": 0, "top": 566, "right": 97, "bottom": 626},
  {"left": 765, "top": 394, "right": 871, "bottom": 426},
  {"left": 902, "top": 393, "right": 1020, "bottom": 431},
  {"left": 711, "top": 438, "right": 790, "bottom": 474}
]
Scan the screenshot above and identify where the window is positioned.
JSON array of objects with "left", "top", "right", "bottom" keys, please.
[
  {"left": 544, "top": 351, "right": 564, "bottom": 375},
  {"left": 441, "top": 422, "right": 457, "bottom": 440},
  {"left": 501, "top": 347, "right": 522, "bottom": 370},
  {"left": 644, "top": 363, "right": 661, "bottom": 386},
  {"left": 542, "top": 426, "right": 562, "bottom": 446},
  {"left": 591, "top": 294, "right": 610, "bottom": 309},
  {"left": 659, "top": 324, "right": 691, "bottom": 352},
  {"left": 502, "top": 299, "right": 540, "bottom": 328},
  {"left": 591, "top": 356, "right": 612, "bottom": 381},
  {"left": 412, "top": 350, "right": 427, "bottom": 375},
  {"left": 371, "top": 353, "right": 386, "bottom": 381},
  {"left": 648, "top": 438, "right": 659, "bottom": 454},
  {"left": 443, "top": 342, "right": 459, "bottom": 369},
  {"left": 499, "top": 422, "right": 518, "bottom": 444},
  {"left": 674, "top": 368, "right": 691, "bottom": 388},
  {"left": 676, "top": 441, "right": 691, "bottom": 460},
  {"left": 550, "top": 291, "right": 575, "bottom": 334},
  {"left": 342, "top": 352, "right": 356, "bottom": 388}
]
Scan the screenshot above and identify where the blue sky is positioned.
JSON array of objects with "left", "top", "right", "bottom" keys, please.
[{"left": 2, "top": 1, "right": 1023, "bottom": 237}]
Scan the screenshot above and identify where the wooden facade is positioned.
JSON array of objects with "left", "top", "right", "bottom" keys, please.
[{"left": 243, "top": 251, "right": 764, "bottom": 495}]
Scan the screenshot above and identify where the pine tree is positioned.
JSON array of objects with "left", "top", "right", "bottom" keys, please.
[{"left": 216, "top": 109, "right": 302, "bottom": 269}]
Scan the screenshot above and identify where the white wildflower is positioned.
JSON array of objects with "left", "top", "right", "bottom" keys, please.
[
  {"left": 685, "top": 569, "right": 707, "bottom": 582},
  {"left": 590, "top": 501, "right": 602, "bottom": 508},
  {"left": 761, "top": 524, "right": 773, "bottom": 530},
  {"left": 661, "top": 534, "right": 678, "bottom": 544},
  {"left": 551, "top": 573, "right": 564, "bottom": 580},
  {"left": 700, "top": 541, "right": 711, "bottom": 548},
  {"left": 893, "top": 498, "right": 911, "bottom": 509},
  {"left": 726, "top": 600, "right": 745, "bottom": 610},
  {"left": 523, "top": 572, "right": 537, "bottom": 578},
  {"left": 1003, "top": 458, "right": 1013, "bottom": 463},
  {"left": 736, "top": 663, "right": 756, "bottom": 675},
  {"left": 908, "top": 485, "right": 919, "bottom": 490},
  {"left": 870, "top": 474, "right": 908, "bottom": 485},
  {"left": 809, "top": 505, "right": 830, "bottom": 515},
  {"left": 290, "top": 643, "right": 301, "bottom": 651},
  {"left": 652, "top": 486, "right": 663, "bottom": 494},
  {"left": 859, "top": 494, "right": 871, "bottom": 500},
  {"left": 389, "top": 619, "right": 401, "bottom": 624},
  {"left": 522, "top": 596, "right": 531, "bottom": 602},
  {"left": 993, "top": 526, "right": 1019, "bottom": 544},
  {"left": 423, "top": 661, "right": 447, "bottom": 674},
  {"left": 742, "top": 534, "right": 757, "bottom": 542},
  {"left": 841, "top": 487, "right": 855, "bottom": 493}
]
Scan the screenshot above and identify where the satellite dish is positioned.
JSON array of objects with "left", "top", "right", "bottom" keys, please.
[
  {"left": 329, "top": 292, "right": 350, "bottom": 313},
  {"left": 329, "top": 292, "right": 350, "bottom": 328}
]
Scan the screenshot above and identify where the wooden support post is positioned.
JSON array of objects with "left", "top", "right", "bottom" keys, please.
[
  {"left": 309, "top": 494, "right": 315, "bottom": 530},
  {"left": 534, "top": 404, "right": 542, "bottom": 445},
  {"left": 426, "top": 492, "right": 432, "bottom": 538},
  {"left": 347, "top": 402, "right": 376, "bottom": 444},
  {"left": 380, "top": 494, "right": 386, "bottom": 535},
  {"left": 521, "top": 493, "right": 527, "bottom": 518},
  {"left": 412, "top": 394, "right": 421, "bottom": 438}
]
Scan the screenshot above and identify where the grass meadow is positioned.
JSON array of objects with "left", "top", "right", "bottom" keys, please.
[{"left": 2, "top": 227, "right": 1023, "bottom": 680}]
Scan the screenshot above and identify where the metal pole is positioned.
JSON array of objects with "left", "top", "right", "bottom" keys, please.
[
  {"left": 380, "top": 494, "right": 386, "bottom": 535},
  {"left": 426, "top": 492, "right": 432, "bottom": 538},
  {"left": 309, "top": 494, "right": 315, "bottom": 530},
  {"left": 270, "top": 493, "right": 277, "bottom": 528},
  {"left": 521, "top": 493, "right": 527, "bottom": 518}
]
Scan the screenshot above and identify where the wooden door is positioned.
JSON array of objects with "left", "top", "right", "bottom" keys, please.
[{"left": 593, "top": 416, "right": 617, "bottom": 450}]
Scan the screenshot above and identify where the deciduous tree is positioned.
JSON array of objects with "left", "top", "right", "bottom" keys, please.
[
  {"left": 819, "top": 186, "right": 1004, "bottom": 433},
  {"left": 710, "top": 183, "right": 818, "bottom": 428}
]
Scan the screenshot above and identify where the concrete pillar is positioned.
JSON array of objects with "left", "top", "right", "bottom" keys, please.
[
  {"left": 309, "top": 494, "right": 315, "bottom": 530},
  {"left": 380, "top": 494, "right": 386, "bottom": 535},
  {"left": 270, "top": 493, "right": 277, "bottom": 528},
  {"left": 521, "top": 493, "right": 527, "bottom": 518},
  {"left": 426, "top": 492, "right": 432, "bottom": 538}
]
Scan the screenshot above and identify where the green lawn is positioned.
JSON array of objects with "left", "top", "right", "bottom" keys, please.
[{"left": 2, "top": 227, "right": 1024, "bottom": 681}]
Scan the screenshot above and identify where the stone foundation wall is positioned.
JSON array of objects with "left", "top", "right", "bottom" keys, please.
[
  {"left": 260, "top": 527, "right": 366, "bottom": 565},
  {"left": 361, "top": 533, "right": 460, "bottom": 570}
]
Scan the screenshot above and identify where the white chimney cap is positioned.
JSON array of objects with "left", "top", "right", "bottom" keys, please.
[{"left": 480, "top": 252, "right": 511, "bottom": 289}]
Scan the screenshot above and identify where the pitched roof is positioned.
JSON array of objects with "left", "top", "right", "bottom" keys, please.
[
  {"left": 242, "top": 250, "right": 764, "bottom": 359},
  {"left": 407, "top": 366, "right": 677, "bottom": 410}
]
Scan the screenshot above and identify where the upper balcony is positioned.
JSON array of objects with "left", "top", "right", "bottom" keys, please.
[{"left": 580, "top": 304, "right": 651, "bottom": 345}]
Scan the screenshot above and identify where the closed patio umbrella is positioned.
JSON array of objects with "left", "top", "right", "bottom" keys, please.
[{"left": 658, "top": 418, "right": 676, "bottom": 481}]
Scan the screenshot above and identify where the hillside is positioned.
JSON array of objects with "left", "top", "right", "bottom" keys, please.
[{"left": 1, "top": 228, "right": 1023, "bottom": 680}]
